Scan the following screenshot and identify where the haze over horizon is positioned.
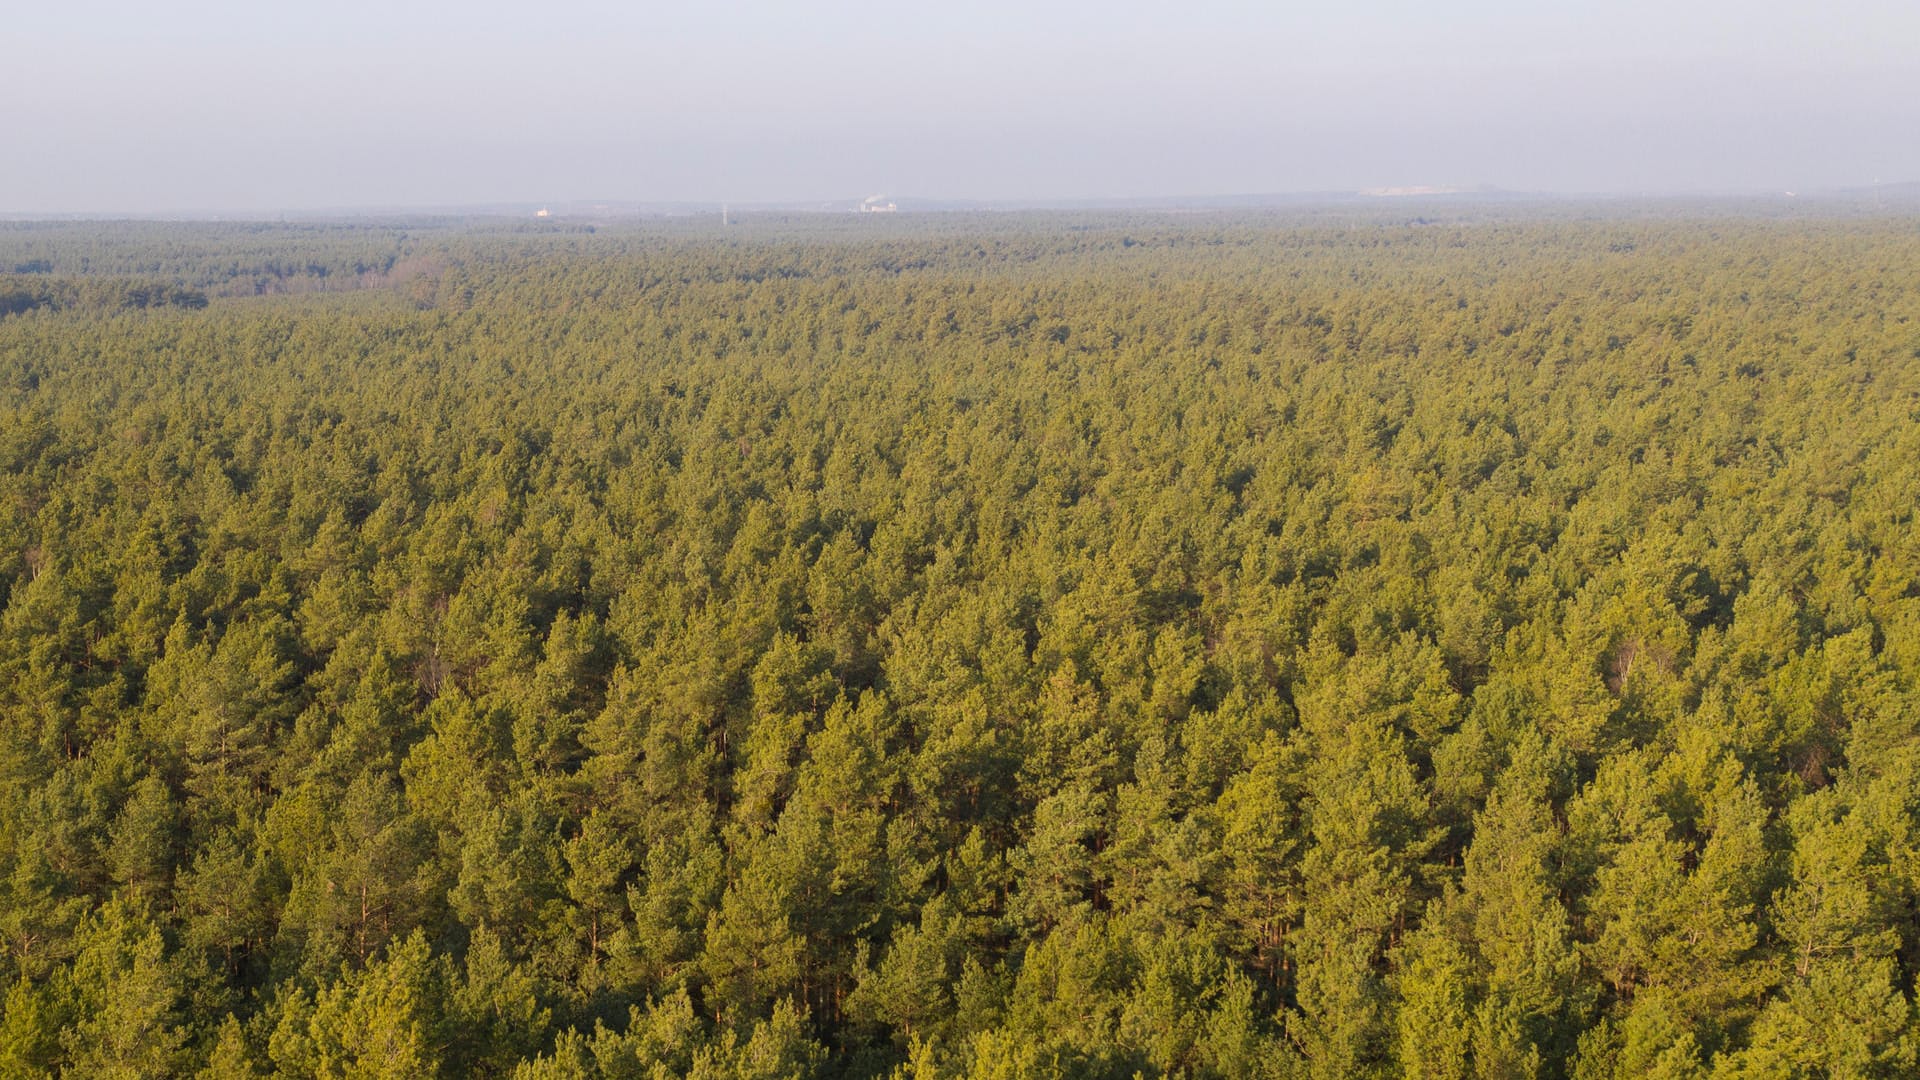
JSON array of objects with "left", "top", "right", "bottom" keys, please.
[{"left": 7, "top": 0, "right": 1918, "bottom": 215}]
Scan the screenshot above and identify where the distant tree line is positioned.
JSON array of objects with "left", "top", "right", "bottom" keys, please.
[{"left": 0, "top": 274, "right": 208, "bottom": 317}]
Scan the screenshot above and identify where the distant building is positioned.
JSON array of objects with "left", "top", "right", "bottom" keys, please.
[
  {"left": 1359, "top": 186, "right": 1462, "bottom": 198},
  {"left": 860, "top": 195, "right": 898, "bottom": 213}
]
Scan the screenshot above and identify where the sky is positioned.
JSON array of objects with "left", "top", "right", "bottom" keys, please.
[{"left": 5, "top": 0, "right": 1918, "bottom": 213}]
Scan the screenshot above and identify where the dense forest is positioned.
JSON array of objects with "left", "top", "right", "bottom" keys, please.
[{"left": 0, "top": 211, "right": 1917, "bottom": 1078}]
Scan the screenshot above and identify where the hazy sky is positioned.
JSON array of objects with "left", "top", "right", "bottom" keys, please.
[{"left": 6, "top": 0, "right": 1918, "bottom": 212}]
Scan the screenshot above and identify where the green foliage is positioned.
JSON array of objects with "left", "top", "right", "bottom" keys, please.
[{"left": 1, "top": 212, "right": 1918, "bottom": 1076}]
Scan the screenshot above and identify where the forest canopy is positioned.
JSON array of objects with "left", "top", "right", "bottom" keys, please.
[{"left": 0, "top": 211, "right": 1917, "bottom": 1078}]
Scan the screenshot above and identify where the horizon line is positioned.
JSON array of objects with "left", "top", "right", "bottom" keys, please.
[{"left": 3, "top": 181, "right": 1916, "bottom": 222}]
